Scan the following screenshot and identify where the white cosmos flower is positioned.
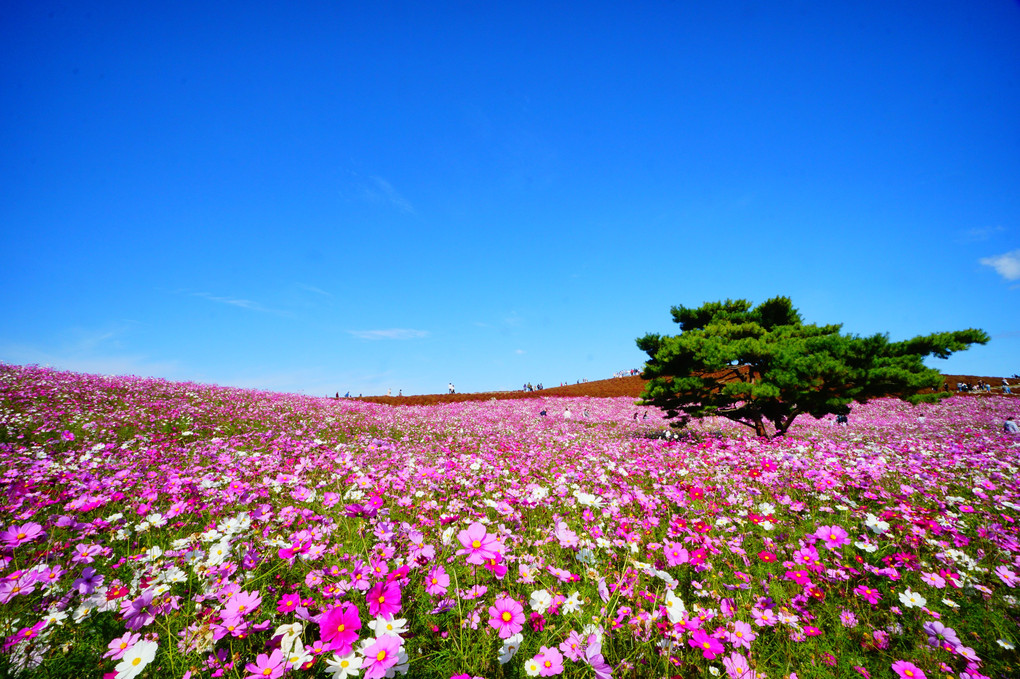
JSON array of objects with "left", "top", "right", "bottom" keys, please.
[
  {"left": 663, "top": 590, "right": 687, "bottom": 623},
  {"left": 530, "top": 589, "right": 552, "bottom": 614},
  {"left": 499, "top": 633, "right": 524, "bottom": 664},
  {"left": 899, "top": 588, "right": 927, "bottom": 608},
  {"left": 561, "top": 591, "right": 582, "bottom": 614},
  {"left": 368, "top": 615, "right": 408, "bottom": 636},
  {"left": 114, "top": 639, "right": 157, "bottom": 679},
  {"left": 325, "top": 652, "right": 363, "bottom": 678}
]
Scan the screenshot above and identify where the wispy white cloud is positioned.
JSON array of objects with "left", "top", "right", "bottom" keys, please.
[
  {"left": 347, "top": 328, "right": 429, "bottom": 340},
  {"left": 962, "top": 225, "right": 1006, "bottom": 242},
  {"left": 297, "top": 284, "right": 332, "bottom": 297},
  {"left": 356, "top": 175, "right": 415, "bottom": 214},
  {"left": 193, "top": 292, "right": 287, "bottom": 315},
  {"left": 979, "top": 250, "right": 1020, "bottom": 282}
]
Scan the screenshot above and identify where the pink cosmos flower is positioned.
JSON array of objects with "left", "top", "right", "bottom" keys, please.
[
  {"left": 664, "top": 541, "right": 689, "bottom": 566},
  {"left": 559, "top": 630, "right": 584, "bottom": 661},
  {"left": 585, "top": 635, "right": 612, "bottom": 679},
  {"left": 723, "top": 651, "right": 754, "bottom": 679},
  {"left": 362, "top": 634, "right": 403, "bottom": 679},
  {"left": 367, "top": 581, "right": 402, "bottom": 618},
  {"left": 104, "top": 632, "right": 140, "bottom": 660},
  {"left": 891, "top": 660, "right": 927, "bottom": 679},
  {"left": 535, "top": 646, "right": 564, "bottom": 676},
  {"left": 814, "top": 525, "right": 851, "bottom": 550},
  {"left": 484, "top": 553, "right": 508, "bottom": 579},
  {"left": 488, "top": 596, "right": 525, "bottom": 639},
  {"left": 689, "top": 629, "right": 725, "bottom": 659},
  {"left": 1, "top": 523, "right": 45, "bottom": 548},
  {"left": 319, "top": 601, "right": 362, "bottom": 655},
  {"left": 456, "top": 522, "right": 499, "bottom": 565},
  {"left": 995, "top": 565, "right": 1018, "bottom": 587},
  {"left": 244, "top": 648, "right": 285, "bottom": 679},
  {"left": 792, "top": 545, "right": 820, "bottom": 567},
  {"left": 224, "top": 590, "right": 262, "bottom": 618},
  {"left": 425, "top": 566, "right": 449, "bottom": 596},
  {"left": 726, "top": 621, "right": 756, "bottom": 649}
]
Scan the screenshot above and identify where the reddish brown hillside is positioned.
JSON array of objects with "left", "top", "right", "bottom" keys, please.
[{"left": 352, "top": 373, "right": 1013, "bottom": 407}]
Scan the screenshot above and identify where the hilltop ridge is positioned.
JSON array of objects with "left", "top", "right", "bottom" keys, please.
[{"left": 354, "top": 373, "right": 1013, "bottom": 407}]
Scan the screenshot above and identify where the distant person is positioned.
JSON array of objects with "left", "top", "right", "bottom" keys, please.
[
  {"left": 335, "top": 392, "right": 339, "bottom": 399},
  {"left": 836, "top": 414, "right": 848, "bottom": 426},
  {"left": 398, "top": 389, "right": 402, "bottom": 397},
  {"left": 563, "top": 406, "right": 572, "bottom": 419},
  {"left": 539, "top": 409, "right": 547, "bottom": 417},
  {"left": 448, "top": 382, "right": 454, "bottom": 394},
  {"left": 633, "top": 412, "right": 639, "bottom": 421},
  {"left": 1003, "top": 379, "right": 1012, "bottom": 395},
  {"left": 1005, "top": 417, "right": 1019, "bottom": 434},
  {"left": 387, "top": 388, "right": 391, "bottom": 396}
]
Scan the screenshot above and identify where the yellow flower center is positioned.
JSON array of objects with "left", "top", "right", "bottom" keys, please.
[
  {"left": 472, "top": 540, "right": 481, "bottom": 548},
  {"left": 338, "top": 624, "right": 345, "bottom": 632},
  {"left": 377, "top": 651, "right": 387, "bottom": 661},
  {"left": 502, "top": 612, "right": 512, "bottom": 622},
  {"left": 132, "top": 657, "right": 142, "bottom": 666}
]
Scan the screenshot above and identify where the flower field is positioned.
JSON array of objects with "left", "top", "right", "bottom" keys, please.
[{"left": 2, "top": 364, "right": 1019, "bottom": 679}]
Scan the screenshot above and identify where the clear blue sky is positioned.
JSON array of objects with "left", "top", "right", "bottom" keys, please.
[{"left": 2, "top": 1, "right": 1018, "bottom": 396}]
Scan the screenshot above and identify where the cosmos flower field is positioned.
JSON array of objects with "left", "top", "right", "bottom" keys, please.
[{"left": 2, "top": 365, "right": 1019, "bottom": 679}]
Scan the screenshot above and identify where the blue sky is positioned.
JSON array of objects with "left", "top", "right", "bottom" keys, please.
[{"left": 2, "top": 1, "right": 1018, "bottom": 396}]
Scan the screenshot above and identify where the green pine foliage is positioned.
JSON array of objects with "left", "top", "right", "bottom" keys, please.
[{"left": 637, "top": 297, "right": 989, "bottom": 437}]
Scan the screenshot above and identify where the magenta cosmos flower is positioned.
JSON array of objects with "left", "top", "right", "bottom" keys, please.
[
  {"left": 362, "top": 634, "right": 403, "bottom": 679},
  {"left": 891, "top": 660, "right": 927, "bottom": 679},
  {"left": 689, "top": 629, "right": 725, "bottom": 659},
  {"left": 319, "top": 601, "right": 362, "bottom": 654},
  {"left": 367, "top": 581, "right": 402, "bottom": 618},
  {"left": 456, "top": 522, "right": 499, "bottom": 565},
  {"left": 488, "top": 596, "right": 525, "bottom": 639}
]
